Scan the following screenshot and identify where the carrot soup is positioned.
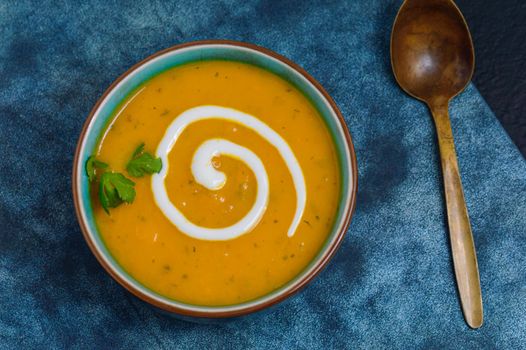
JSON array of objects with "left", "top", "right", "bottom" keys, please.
[{"left": 89, "top": 60, "right": 341, "bottom": 306}]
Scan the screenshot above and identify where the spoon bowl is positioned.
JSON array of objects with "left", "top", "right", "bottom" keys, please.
[
  {"left": 391, "top": 0, "right": 483, "bottom": 329},
  {"left": 391, "top": 0, "right": 474, "bottom": 104}
]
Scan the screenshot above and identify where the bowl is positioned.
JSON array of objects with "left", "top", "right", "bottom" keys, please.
[{"left": 73, "top": 40, "right": 358, "bottom": 318}]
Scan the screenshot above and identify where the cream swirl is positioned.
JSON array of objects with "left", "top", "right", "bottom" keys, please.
[{"left": 152, "top": 105, "right": 306, "bottom": 241}]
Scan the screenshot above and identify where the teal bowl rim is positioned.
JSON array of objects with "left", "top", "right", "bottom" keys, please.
[{"left": 72, "top": 40, "right": 358, "bottom": 318}]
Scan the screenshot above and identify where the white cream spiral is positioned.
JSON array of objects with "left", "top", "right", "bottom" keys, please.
[{"left": 152, "top": 105, "right": 306, "bottom": 241}]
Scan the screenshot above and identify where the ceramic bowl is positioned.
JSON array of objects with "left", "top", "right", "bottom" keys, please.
[{"left": 73, "top": 40, "right": 358, "bottom": 318}]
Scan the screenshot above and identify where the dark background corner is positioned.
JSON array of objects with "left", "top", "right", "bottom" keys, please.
[{"left": 456, "top": 0, "right": 526, "bottom": 157}]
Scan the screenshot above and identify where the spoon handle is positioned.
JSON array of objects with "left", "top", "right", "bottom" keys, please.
[{"left": 429, "top": 102, "right": 483, "bottom": 329}]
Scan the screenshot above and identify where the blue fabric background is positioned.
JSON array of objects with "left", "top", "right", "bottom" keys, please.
[{"left": 1, "top": 0, "right": 525, "bottom": 348}]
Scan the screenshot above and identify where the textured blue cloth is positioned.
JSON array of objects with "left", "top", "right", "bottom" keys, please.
[{"left": 1, "top": 0, "right": 525, "bottom": 349}]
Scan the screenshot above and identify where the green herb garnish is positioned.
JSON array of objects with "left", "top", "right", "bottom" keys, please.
[
  {"left": 85, "top": 156, "right": 108, "bottom": 182},
  {"left": 86, "top": 142, "right": 158, "bottom": 214},
  {"left": 99, "top": 172, "right": 136, "bottom": 214},
  {"left": 126, "top": 143, "right": 162, "bottom": 177}
]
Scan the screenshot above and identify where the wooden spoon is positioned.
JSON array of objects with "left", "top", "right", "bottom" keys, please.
[{"left": 390, "top": 0, "right": 483, "bottom": 328}]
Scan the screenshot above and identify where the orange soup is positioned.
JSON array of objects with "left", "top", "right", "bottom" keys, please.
[{"left": 93, "top": 60, "right": 341, "bottom": 306}]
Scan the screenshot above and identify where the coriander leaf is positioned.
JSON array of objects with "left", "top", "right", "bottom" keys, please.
[
  {"left": 94, "top": 160, "right": 108, "bottom": 168},
  {"left": 86, "top": 156, "right": 108, "bottom": 182},
  {"left": 113, "top": 175, "right": 136, "bottom": 203},
  {"left": 132, "top": 143, "right": 145, "bottom": 158},
  {"left": 99, "top": 172, "right": 136, "bottom": 214},
  {"left": 126, "top": 143, "right": 162, "bottom": 177},
  {"left": 127, "top": 153, "right": 162, "bottom": 177}
]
